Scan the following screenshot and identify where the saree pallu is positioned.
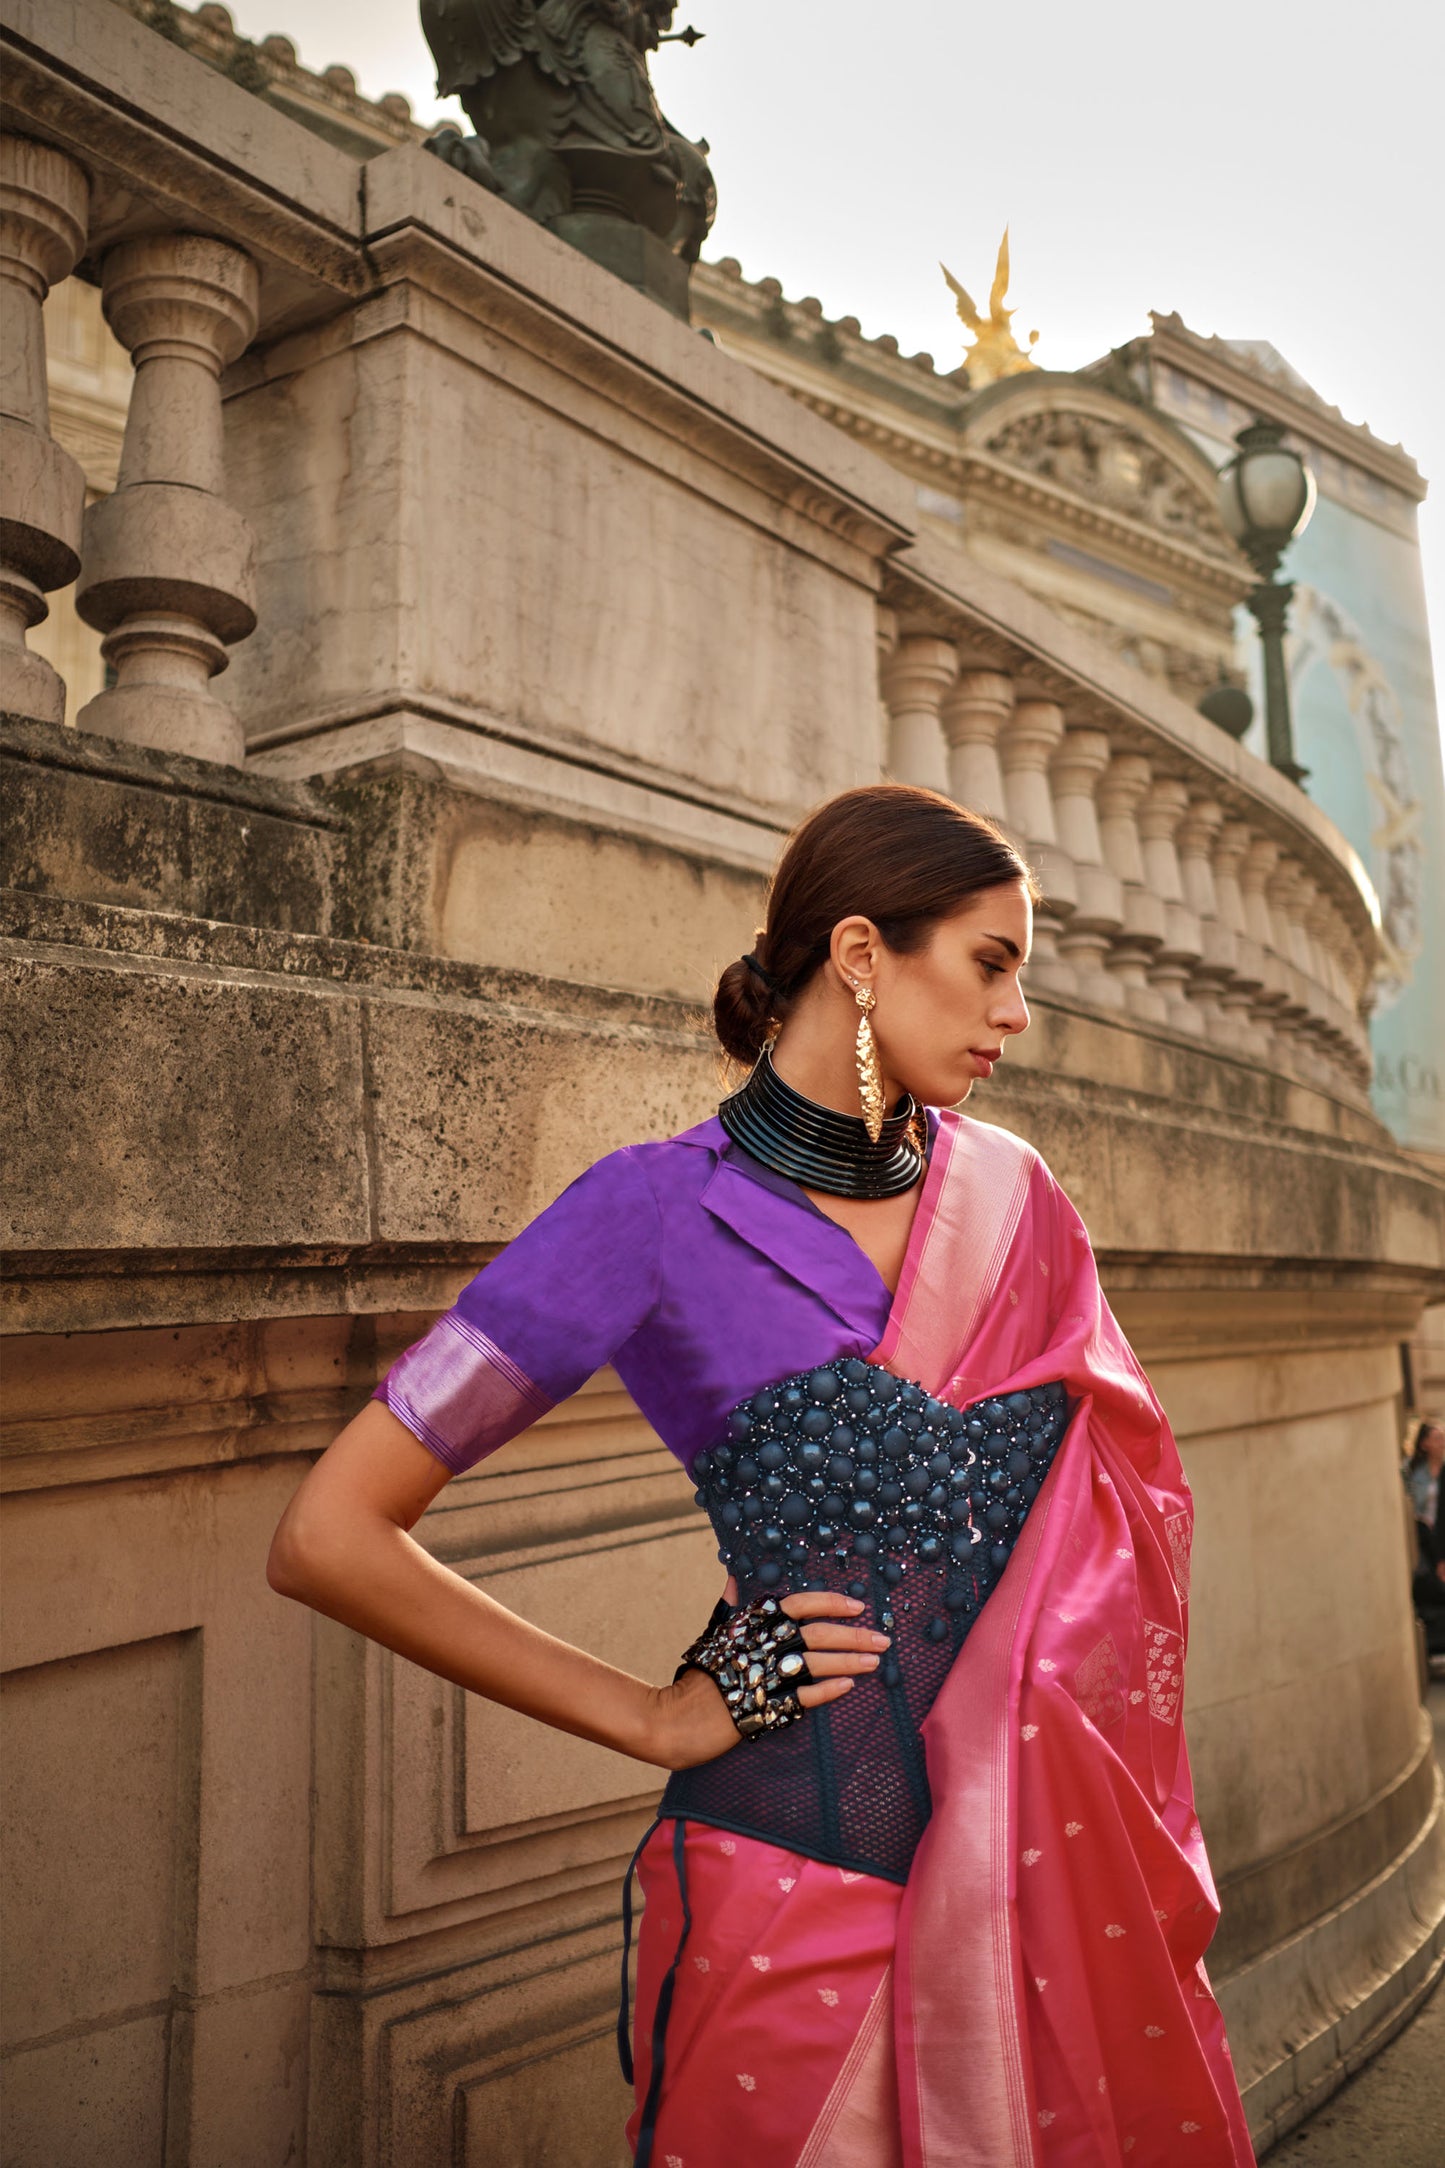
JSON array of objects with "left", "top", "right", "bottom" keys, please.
[{"left": 628, "top": 1113, "right": 1254, "bottom": 2167}]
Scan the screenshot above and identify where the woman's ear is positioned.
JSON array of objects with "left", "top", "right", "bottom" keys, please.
[{"left": 830, "top": 915, "right": 880, "bottom": 988}]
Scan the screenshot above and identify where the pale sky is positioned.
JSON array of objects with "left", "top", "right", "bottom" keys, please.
[{"left": 230, "top": 0, "right": 1444, "bottom": 694}]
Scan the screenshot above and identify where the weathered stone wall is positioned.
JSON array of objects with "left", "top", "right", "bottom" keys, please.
[{"left": 5, "top": 744, "right": 1442, "bottom": 2160}]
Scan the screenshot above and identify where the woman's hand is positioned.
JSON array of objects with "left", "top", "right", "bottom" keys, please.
[{"left": 651, "top": 1587, "right": 891, "bottom": 1771}]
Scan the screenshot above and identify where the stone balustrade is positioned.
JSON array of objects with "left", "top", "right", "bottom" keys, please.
[
  {"left": 0, "top": 49, "right": 1383, "bottom": 1105},
  {"left": 0, "top": 125, "right": 262, "bottom": 766},
  {"left": 877, "top": 588, "right": 1381, "bottom": 1108}
]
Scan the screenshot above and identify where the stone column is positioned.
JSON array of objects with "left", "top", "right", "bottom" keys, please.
[
  {"left": 1308, "top": 895, "right": 1348, "bottom": 1020},
  {"left": 1211, "top": 820, "right": 1267, "bottom": 1058},
  {"left": 880, "top": 634, "right": 955, "bottom": 794},
  {"left": 1276, "top": 860, "right": 1336, "bottom": 1085},
  {"left": 875, "top": 604, "right": 898, "bottom": 776},
  {"left": 1265, "top": 856, "right": 1313, "bottom": 1061},
  {"left": 939, "top": 668, "right": 1010, "bottom": 821},
  {"left": 1049, "top": 726, "right": 1124, "bottom": 1007},
  {"left": 1289, "top": 873, "right": 1338, "bottom": 1066},
  {"left": 1311, "top": 896, "right": 1364, "bottom": 1082},
  {"left": 0, "top": 136, "right": 89, "bottom": 726},
  {"left": 1096, "top": 751, "right": 1166, "bottom": 1022},
  {"left": 1240, "top": 834, "right": 1288, "bottom": 1057},
  {"left": 1318, "top": 903, "right": 1373, "bottom": 1088},
  {"left": 1138, "top": 777, "right": 1203, "bottom": 1034},
  {"left": 75, "top": 234, "right": 259, "bottom": 765},
  {"left": 997, "top": 695, "right": 1076, "bottom": 995},
  {"left": 1175, "top": 796, "right": 1227, "bottom": 1030}
]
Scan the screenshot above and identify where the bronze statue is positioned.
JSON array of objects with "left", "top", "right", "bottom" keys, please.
[{"left": 421, "top": 0, "right": 715, "bottom": 314}]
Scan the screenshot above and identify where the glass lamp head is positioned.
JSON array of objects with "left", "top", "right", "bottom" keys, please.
[{"left": 1217, "top": 418, "right": 1316, "bottom": 579}]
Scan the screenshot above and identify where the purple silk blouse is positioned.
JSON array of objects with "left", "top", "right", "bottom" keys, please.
[{"left": 376, "top": 1115, "right": 938, "bottom": 1477}]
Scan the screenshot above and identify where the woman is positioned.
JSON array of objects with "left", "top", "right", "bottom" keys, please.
[
  {"left": 1404, "top": 1421, "right": 1445, "bottom": 1660},
  {"left": 269, "top": 785, "right": 1252, "bottom": 2165},
  {"left": 1404, "top": 1420, "right": 1443, "bottom": 1531}
]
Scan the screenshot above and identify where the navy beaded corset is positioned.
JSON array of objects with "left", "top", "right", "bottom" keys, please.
[{"left": 660, "top": 1358, "right": 1070, "bottom": 1883}]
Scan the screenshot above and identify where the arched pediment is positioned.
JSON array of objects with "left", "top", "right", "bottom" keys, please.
[{"left": 959, "top": 373, "right": 1242, "bottom": 564}]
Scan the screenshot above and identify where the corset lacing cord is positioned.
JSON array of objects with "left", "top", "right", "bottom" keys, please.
[{"left": 618, "top": 1815, "right": 691, "bottom": 2168}]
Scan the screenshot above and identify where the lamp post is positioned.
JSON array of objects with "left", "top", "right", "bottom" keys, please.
[{"left": 1216, "top": 418, "right": 1317, "bottom": 786}]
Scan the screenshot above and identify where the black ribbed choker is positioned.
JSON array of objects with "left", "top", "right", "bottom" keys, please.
[{"left": 719, "top": 1046, "right": 926, "bottom": 1200}]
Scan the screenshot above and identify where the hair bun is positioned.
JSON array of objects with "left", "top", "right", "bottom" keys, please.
[{"left": 713, "top": 947, "right": 774, "bottom": 1066}]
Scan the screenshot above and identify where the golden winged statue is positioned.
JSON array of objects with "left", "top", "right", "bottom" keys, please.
[{"left": 940, "top": 228, "right": 1040, "bottom": 388}]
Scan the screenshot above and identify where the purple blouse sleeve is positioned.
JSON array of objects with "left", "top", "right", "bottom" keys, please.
[{"left": 375, "top": 1147, "right": 661, "bottom": 1475}]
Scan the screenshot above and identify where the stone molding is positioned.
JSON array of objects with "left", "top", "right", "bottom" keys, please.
[
  {"left": 1220, "top": 1751, "right": 1445, "bottom": 2152},
  {"left": 1213, "top": 1712, "right": 1441, "bottom": 1979}
]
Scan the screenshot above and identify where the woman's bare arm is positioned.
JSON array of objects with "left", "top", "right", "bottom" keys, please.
[{"left": 267, "top": 1400, "right": 888, "bottom": 1771}]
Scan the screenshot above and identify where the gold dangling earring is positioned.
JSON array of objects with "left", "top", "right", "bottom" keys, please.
[{"left": 851, "top": 982, "right": 885, "bottom": 1143}]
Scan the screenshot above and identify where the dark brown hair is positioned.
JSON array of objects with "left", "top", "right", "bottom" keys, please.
[{"left": 713, "top": 784, "right": 1037, "bottom": 1065}]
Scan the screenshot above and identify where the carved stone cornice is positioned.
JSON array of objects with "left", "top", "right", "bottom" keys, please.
[
  {"left": 110, "top": 0, "right": 420, "bottom": 159},
  {"left": 689, "top": 313, "right": 1254, "bottom": 615},
  {"left": 958, "top": 444, "right": 1248, "bottom": 601},
  {"left": 1134, "top": 311, "right": 1426, "bottom": 504}
]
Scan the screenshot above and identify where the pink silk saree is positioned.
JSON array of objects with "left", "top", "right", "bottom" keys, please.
[{"left": 629, "top": 1110, "right": 1253, "bottom": 2166}]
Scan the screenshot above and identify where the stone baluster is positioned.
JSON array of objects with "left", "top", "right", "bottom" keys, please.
[
  {"left": 1311, "top": 898, "right": 1351, "bottom": 1033},
  {"left": 875, "top": 605, "right": 898, "bottom": 775},
  {"left": 1355, "top": 969, "right": 1379, "bottom": 1092},
  {"left": 1239, "top": 835, "right": 1289, "bottom": 1058},
  {"left": 0, "top": 135, "right": 89, "bottom": 726},
  {"left": 1174, "top": 796, "right": 1227, "bottom": 1031},
  {"left": 880, "top": 634, "right": 955, "bottom": 794},
  {"left": 1327, "top": 907, "right": 1375, "bottom": 1088},
  {"left": 1285, "top": 865, "right": 1343, "bottom": 1087},
  {"left": 939, "top": 668, "right": 1011, "bottom": 822},
  {"left": 1315, "top": 898, "right": 1369, "bottom": 1084},
  {"left": 1138, "top": 778, "right": 1203, "bottom": 1034},
  {"left": 1313, "top": 895, "right": 1366, "bottom": 1090},
  {"left": 1049, "top": 726, "right": 1124, "bottom": 1007},
  {"left": 75, "top": 233, "right": 259, "bottom": 765},
  {"left": 1210, "top": 821, "right": 1268, "bottom": 1059},
  {"left": 1095, "top": 752, "right": 1166, "bottom": 1023},
  {"left": 1264, "top": 856, "right": 1314, "bottom": 1068},
  {"left": 997, "top": 694, "right": 1076, "bottom": 996},
  {"left": 1289, "top": 873, "right": 1339, "bottom": 1070}
]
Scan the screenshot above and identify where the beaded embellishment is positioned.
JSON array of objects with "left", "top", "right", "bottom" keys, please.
[
  {"left": 663, "top": 1360, "right": 1071, "bottom": 1882},
  {"left": 692, "top": 1359, "right": 1069, "bottom": 1599}
]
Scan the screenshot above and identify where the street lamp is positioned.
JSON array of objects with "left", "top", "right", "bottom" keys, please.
[{"left": 1216, "top": 418, "right": 1317, "bottom": 786}]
